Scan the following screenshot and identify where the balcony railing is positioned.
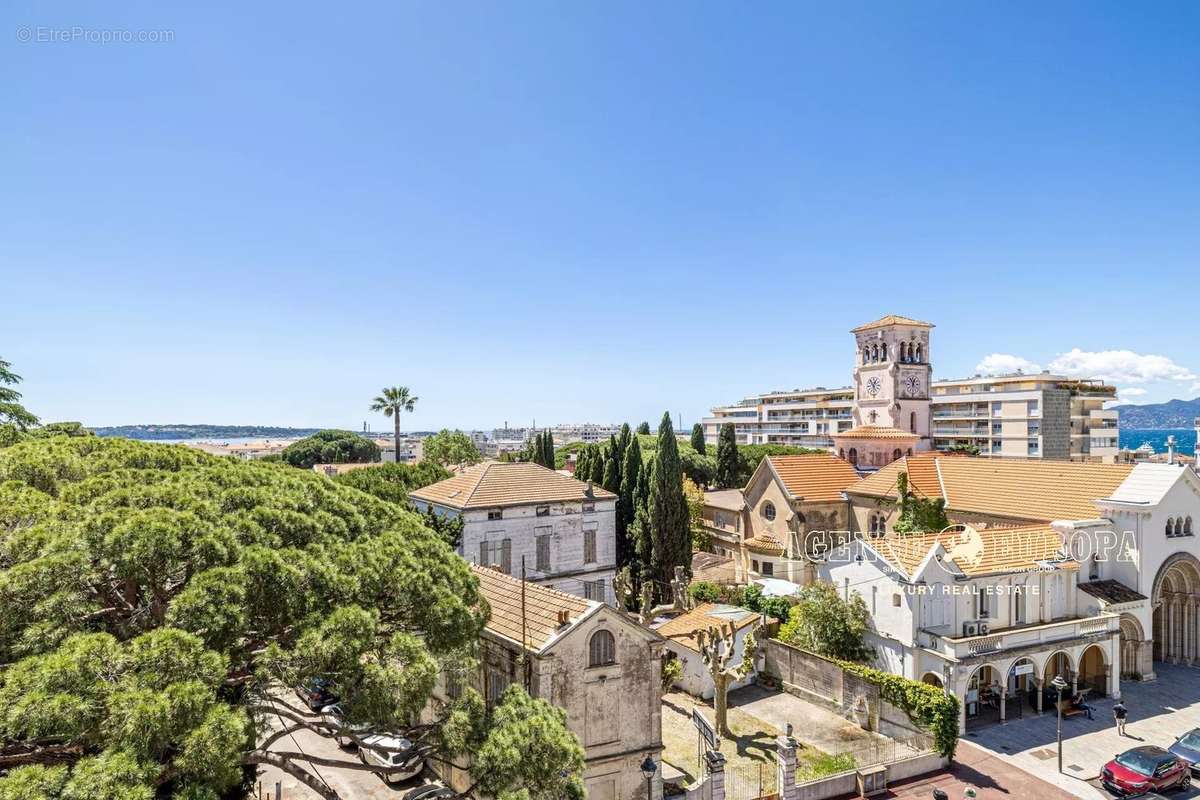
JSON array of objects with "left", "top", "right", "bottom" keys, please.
[{"left": 924, "top": 613, "right": 1119, "bottom": 661}]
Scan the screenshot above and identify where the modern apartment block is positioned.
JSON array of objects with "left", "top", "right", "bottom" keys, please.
[
  {"left": 930, "top": 374, "right": 1118, "bottom": 462},
  {"left": 703, "top": 315, "right": 1120, "bottom": 463},
  {"left": 550, "top": 423, "right": 623, "bottom": 446}
]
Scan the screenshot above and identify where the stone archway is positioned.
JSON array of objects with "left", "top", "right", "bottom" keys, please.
[
  {"left": 1152, "top": 552, "right": 1200, "bottom": 664},
  {"left": 1119, "top": 613, "right": 1148, "bottom": 680},
  {"left": 1079, "top": 644, "right": 1108, "bottom": 695},
  {"left": 922, "top": 672, "right": 943, "bottom": 688}
]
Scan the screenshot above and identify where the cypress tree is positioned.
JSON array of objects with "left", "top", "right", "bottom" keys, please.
[
  {"left": 690, "top": 423, "right": 707, "bottom": 455},
  {"left": 715, "top": 422, "right": 739, "bottom": 489},
  {"left": 649, "top": 411, "right": 691, "bottom": 599},
  {"left": 602, "top": 447, "right": 621, "bottom": 494},
  {"left": 574, "top": 445, "right": 590, "bottom": 478},
  {"left": 544, "top": 430, "right": 555, "bottom": 468},
  {"left": 590, "top": 445, "right": 607, "bottom": 484},
  {"left": 637, "top": 421, "right": 651, "bottom": 435},
  {"left": 617, "top": 435, "right": 642, "bottom": 567}
]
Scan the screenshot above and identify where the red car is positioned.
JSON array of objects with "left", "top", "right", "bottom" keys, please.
[{"left": 1101, "top": 746, "right": 1191, "bottom": 795}]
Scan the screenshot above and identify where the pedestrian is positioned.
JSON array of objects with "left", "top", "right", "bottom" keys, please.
[{"left": 1113, "top": 700, "right": 1128, "bottom": 736}]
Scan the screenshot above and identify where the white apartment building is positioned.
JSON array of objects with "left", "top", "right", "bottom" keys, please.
[
  {"left": 703, "top": 314, "right": 1119, "bottom": 463},
  {"left": 409, "top": 462, "right": 618, "bottom": 604},
  {"left": 550, "top": 423, "right": 623, "bottom": 446}
]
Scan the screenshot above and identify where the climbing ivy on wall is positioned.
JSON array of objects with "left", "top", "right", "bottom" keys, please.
[
  {"left": 892, "top": 471, "right": 950, "bottom": 534},
  {"left": 835, "top": 659, "right": 959, "bottom": 759}
]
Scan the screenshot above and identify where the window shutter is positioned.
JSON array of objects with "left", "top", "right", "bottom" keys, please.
[
  {"left": 479, "top": 541, "right": 488, "bottom": 567},
  {"left": 501, "top": 539, "right": 512, "bottom": 574}
]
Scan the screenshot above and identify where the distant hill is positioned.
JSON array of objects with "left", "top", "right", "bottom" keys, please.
[
  {"left": 1111, "top": 398, "right": 1200, "bottom": 430},
  {"left": 92, "top": 424, "right": 325, "bottom": 440}
]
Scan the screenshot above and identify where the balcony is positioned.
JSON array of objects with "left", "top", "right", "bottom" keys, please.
[{"left": 923, "top": 614, "right": 1119, "bottom": 661}]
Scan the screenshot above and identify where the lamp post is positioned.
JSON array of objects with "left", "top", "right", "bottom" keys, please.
[
  {"left": 640, "top": 755, "right": 658, "bottom": 800},
  {"left": 1051, "top": 674, "right": 1068, "bottom": 774}
]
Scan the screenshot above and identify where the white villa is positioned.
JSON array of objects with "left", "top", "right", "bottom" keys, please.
[{"left": 409, "top": 462, "right": 619, "bottom": 604}]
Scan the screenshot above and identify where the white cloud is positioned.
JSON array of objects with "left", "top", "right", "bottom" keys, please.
[
  {"left": 1048, "top": 348, "right": 1198, "bottom": 386},
  {"left": 975, "top": 354, "right": 1041, "bottom": 376},
  {"left": 1116, "top": 387, "right": 1148, "bottom": 403}
]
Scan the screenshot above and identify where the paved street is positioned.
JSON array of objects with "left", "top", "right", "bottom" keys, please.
[{"left": 966, "top": 662, "right": 1200, "bottom": 799}]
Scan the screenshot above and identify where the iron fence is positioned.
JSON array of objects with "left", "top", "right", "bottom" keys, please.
[{"left": 724, "top": 760, "right": 778, "bottom": 800}]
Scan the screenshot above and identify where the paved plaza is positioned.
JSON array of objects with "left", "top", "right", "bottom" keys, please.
[{"left": 967, "top": 662, "right": 1200, "bottom": 799}]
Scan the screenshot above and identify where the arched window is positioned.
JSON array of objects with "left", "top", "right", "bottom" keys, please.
[
  {"left": 881, "top": 342, "right": 888, "bottom": 361},
  {"left": 909, "top": 411, "right": 916, "bottom": 432},
  {"left": 904, "top": 343, "right": 912, "bottom": 362},
  {"left": 916, "top": 344, "right": 923, "bottom": 363},
  {"left": 1167, "top": 518, "right": 1177, "bottom": 537},
  {"left": 892, "top": 448, "right": 903, "bottom": 462},
  {"left": 589, "top": 630, "right": 616, "bottom": 667},
  {"left": 1187, "top": 517, "right": 1194, "bottom": 536},
  {"left": 848, "top": 448, "right": 858, "bottom": 466},
  {"left": 906, "top": 448, "right": 913, "bottom": 456},
  {"left": 871, "top": 344, "right": 879, "bottom": 362},
  {"left": 838, "top": 448, "right": 845, "bottom": 459},
  {"left": 762, "top": 501, "right": 776, "bottom": 521}
]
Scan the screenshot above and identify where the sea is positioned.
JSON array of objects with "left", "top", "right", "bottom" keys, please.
[{"left": 1120, "top": 428, "right": 1197, "bottom": 455}]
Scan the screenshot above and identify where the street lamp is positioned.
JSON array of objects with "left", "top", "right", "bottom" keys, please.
[
  {"left": 640, "top": 755, "right": 658, "bottom": 800},
  {"left": 1051, "top": 674, "right": 1069, "bottom": 773}
]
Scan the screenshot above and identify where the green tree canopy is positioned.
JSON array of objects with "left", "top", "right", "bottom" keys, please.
[
  {"left": 422, "top": 429, "right": 482, "bottom": 468},
  {"left": 0, "top": 437, "right": 584, "bottom": 800},
  {"left": 690, "top": 423, "right": 707, "bottom": 456},
  {"left": 648, "top": 412, "right": 690, "bottom": 596},
  {"left": 0, "top": 356, "right": 38, "bottom": 436},
  {"left": 281, "top": 429, "right": 381, "bottom": 469},
  {"left": 636, "top": 421, "right": 650, "bottom": 435},
  {"left": 778, "top": 581, "right": 871, "bottom": 662}
]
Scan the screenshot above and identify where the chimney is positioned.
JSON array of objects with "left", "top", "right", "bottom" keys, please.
[
  {"left": 1168, "top": 435, "right": 1177, "bottom": 465},
  {"left": 556, "top": 609, "right": 571, "bottom": 627},
  {"left": 585, "top": 481, "right": 595, "bottom": 498}
]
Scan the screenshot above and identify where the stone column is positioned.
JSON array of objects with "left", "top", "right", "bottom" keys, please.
[
  {"left": 1035, "top": 677, "right": 1044, "bottom": 715},
  {"left": 999, "top": 688, "right": 1007, "bottom": 723},
  {"left": 776, "top": 734, "right": 799, "bottom": 800},
  {"left": 705, "top": 750, "right": 726, "bottom": 800}
]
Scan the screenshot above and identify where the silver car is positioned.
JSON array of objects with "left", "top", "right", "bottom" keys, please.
[{"left": 357, "top": 734, "right": 425, "bottom": 785}]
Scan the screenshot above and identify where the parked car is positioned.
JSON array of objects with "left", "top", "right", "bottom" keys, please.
[
  {"left": 358, "top": 734, "right": 426, "bottom": 785},
  {"left": 401, "top": 785, "right": 454, "bottom": 800},
  {"left": 1168, "top": 729, "right": 1200, "bottom": 772},
  {"left": 320, "top": 703, "right": 371, "bottom": 748},
  {"left": 1101, "top": 746, "right": 1191, "bottom": 795},
  {"left": 294, "top": 677, "right": 338, "bottom": 712}
]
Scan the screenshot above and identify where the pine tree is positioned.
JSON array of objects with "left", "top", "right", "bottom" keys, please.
[
  {"left": 637, "top": 421, "right": 651, "bottom": 435},
  {"left": 690, "top": 423, "right": 707, "bottom": 455},
  {"left": 617, "top": 435, "right": 642, "bottom": 567},
  {"left": 649, "top": 412, "right": 691, "bottom": 601},
  {"left": 715, "top": 422, "right": 740, "bottom": 489}
]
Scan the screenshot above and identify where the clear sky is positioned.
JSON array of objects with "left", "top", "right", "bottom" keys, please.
[{"left": 3, "top": 1, "right": 1198, "bottom": 431}]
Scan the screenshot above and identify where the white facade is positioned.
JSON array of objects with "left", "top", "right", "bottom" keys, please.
[
  {"left": 413, "top": 495, "right": 618, "bottom": 605},
  {"left": 665, "top": 623, "right": 758, "bottom": 700},
  {"left": 819, "top": 534, "right": 1120, "bottom": 734}
]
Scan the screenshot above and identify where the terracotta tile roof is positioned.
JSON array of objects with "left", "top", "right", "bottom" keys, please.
[
  {"left": 471, "top": 565, "right": 596, "bottom": 651},
  {"left": 410, "top": 462, "right": 617, "bottom": 510},
  {"left": 767, "top": 454, "right": 861, "bottom": 502},
  {"left": 833, "top": 426, "right": 920, "bottom": 441},
  {"left": 935, "top": 457, "right": 1133, "bottom": 522},
  {"left": 851, "top": 315, "right": 935, "bottom": 332},
  {"left": 704, "top": 489, "right": 746, "bottom": 512},
  {"left": 745, "top": 530, "right": 785, "bottom": 554},
  {"left": 868, "top": 524, "right": 1072, "bottom": 578},
  {"left": 847, "top": 452, "right": 946, "bottom": 500},
  {"left": 1078, "top": 580, "right": 1147, "bottom": 606},
  {"left": 656, "top": 603, "right": 762, "bottom": 652},
  {"left": 847, "top": 454, "right": 1133, "bottom": 522}
]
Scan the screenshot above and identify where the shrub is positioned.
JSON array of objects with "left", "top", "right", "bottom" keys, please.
[{"left": 689, "top": 581, "right": 720, "bottom": 603}]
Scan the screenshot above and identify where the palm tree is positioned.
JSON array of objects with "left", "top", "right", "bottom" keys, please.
[{"left": 370, "top": 386, "right": 418, "bottom": 462}]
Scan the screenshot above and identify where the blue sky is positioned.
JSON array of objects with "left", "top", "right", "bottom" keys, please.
[{"left": 3, "top": 1, "right": 1198, "bottom": 431}]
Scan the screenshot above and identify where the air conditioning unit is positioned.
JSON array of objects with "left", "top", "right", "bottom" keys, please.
[
  {"left": 962, "top": 621, "right": 980, "bottom": 637},
  {"left": 857, "top": 765, "right": 887, "bottom": 797},
  {"left": 978, "top": 621, "right": 990, "bottom": 635}
]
